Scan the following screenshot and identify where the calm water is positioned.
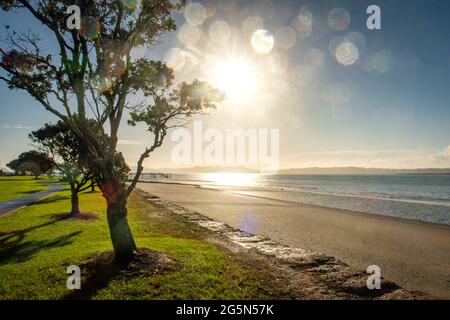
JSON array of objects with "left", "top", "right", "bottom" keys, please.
[{"left": 138, "top": 173, "right": 450, "bottom": 225}]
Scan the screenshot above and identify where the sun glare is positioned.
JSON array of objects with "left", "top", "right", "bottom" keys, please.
[
  {"left": 210, "top": 57, "right": 262, "bottom": 105},
  {"left": 205, "top": 173, "right": 257, "bottom": 187}
]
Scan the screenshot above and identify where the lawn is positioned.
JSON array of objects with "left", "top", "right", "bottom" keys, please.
[
  {"left": 0, "top": 176, "right": 53, "bottom": 202},
  {"left": 0, "top": 184, "right": 273, "bottom": 299}
]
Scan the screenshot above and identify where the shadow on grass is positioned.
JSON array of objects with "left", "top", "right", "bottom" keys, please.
[
  {"left": 28, "top": 195, "right": 71, "bottom": 206},
  {"left": 0, "top": 216, "right": 82, "bottom": 265},
  {"left": 50, "top": 212, "right": 99, "bottom": 221},
  {"left": 64, "top": 249, "right": 173, "bottom": 300},
  {"left": 19, "top": 189, "right": 46, "bottom": 195}
]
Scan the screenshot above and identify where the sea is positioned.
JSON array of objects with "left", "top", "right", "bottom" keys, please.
[{"left": 137, "top": 173, "right": 450, "bottom": 226}]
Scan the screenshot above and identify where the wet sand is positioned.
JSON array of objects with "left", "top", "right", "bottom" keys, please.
[{"left": 136, "top": 182, "right": 450, "bottom": 298}]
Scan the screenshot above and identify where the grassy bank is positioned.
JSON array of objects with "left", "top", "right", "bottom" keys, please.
[
  {"left": 0, "top": 184, "right": 274, "bottom": 299},
  {"left": 0, "top": 176, "right": 52, "bottom": 202}
]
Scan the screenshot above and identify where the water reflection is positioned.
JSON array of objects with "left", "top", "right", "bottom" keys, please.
[{"left": 199, "top": 173, "right": 258, "bottom": 186}]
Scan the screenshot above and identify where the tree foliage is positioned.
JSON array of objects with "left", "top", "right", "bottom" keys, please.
[
  {"left": 7, "top": 150, "right": 55, "bottom": 177},
  {"left": 29, "top": 120, "right": 94, "bottom": 188},
  {"left": 0, "top": 0, "right": 223, "bottom": 258},
  {"left": 0, "top": 0, "right": 222, "bottom": 188},
  {"left": 17, "top": 161, "right": 41, "bottom": 177}
]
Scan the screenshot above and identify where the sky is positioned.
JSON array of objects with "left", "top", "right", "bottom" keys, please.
[{"left": 1, "top": 0, "right": 450, "bottom": 171}]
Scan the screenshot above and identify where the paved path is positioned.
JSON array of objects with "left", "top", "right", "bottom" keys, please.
[
  {"left": 0, "top": 183, "right": 66, "bottom": 217},
  {"left": 137, "top": 182, "right": 450, "bottom": 299}
]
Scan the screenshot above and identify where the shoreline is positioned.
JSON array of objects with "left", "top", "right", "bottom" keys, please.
[
  {"left": 136, "top": 188, "right": 429, "bottom": 300},
  {"left": 135, "top": 179, "right": 450, "bottom": 228},
  {"left": 226, "top": 188, "right": 450, "bottom": 230},
  {"left": 136, "top": 181, "right": 450, "bottom": 298}
]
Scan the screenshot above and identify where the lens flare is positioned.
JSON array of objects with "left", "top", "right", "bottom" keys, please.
[
  {"left": 251, "top": 0, "right": 274, "bottom": 21},
  {"left": 185, "top": 3, "right": 207, "bottom": 26},
  {"left": 328, "top": 8, "right": 350, "bottom": 31},
  {"left": 335, "top": 41, "right": 359, "bottom": 66},
  {"left": 275, "top": 27, "right": 296, "bottom": 49},
  {"left": 346, "top": 32, "right": 366, "bottom": 50},
  {"left": 239, "top": 212, "right": 260, "bottom": 235},
  {"left": 251, "top": 29, "right": 274, "bottom": 54},
  {"left": 165, "top": 48, "right": 189, "bottom": 71},
  {"left": 323, "top": 83, "right": 352, "bottom": 105},
  {"left": 304, "top": 48, "right": 325, "bottom": 70},
  {"left": 178, "top": 23, "right": 201, "bottom": 46},
  {"left": 293, "top": 7, "right": 313, "bottom": 38},
  {"left": 204, "top": 1, "right": 217, "bottom": 17},
  {"left": 79, "top": 17, "right": 100, "bottom": 40},
  {"left": 242, "top": 16, "right": 263, "bottom": 36},
  {"left": 209, "top": 20, "right": 231, "bottom": 44},
  {"left": 371, "top": 50, "right": 394, "bottom": 74}
]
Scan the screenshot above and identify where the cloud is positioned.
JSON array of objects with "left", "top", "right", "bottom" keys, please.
[
  {"left": 117, "top": 139, "right": 144, "bottom": 146},
  {"left": 430, "top": 144, "right": 450, "bottom": 164},
  {"left": 0, "top": 125, "right": 33, "bottom": 129}
]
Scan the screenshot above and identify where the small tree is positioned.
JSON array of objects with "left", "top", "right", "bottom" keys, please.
[
  {"left": 29, "top": 121, "right": 95, "bottom": 216},
  {"left": 0, "top": 1, "right": 223, "bottom": 259},
  {"left": 7, "top": 150, "right": 55, "bottom": 178}
]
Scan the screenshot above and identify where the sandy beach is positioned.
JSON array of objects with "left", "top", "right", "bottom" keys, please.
[{"left": 137, "top": 182, "right": 450, "bottom": 299}]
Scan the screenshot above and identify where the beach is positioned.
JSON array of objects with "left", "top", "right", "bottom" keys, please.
[{"left": 136, "top": 182, "right": 450, "bottom": 299}]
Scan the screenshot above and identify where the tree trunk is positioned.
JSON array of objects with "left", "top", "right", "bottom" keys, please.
[
  {"left": 70, "top": 191, "right": 80, "bottom": 216},
  {"left": 70, "top": 182, "right": 80, "bottom": 217},
  {"left": 103, "top": 181, "right": 137, "bottom": 260},
  {"left": 91, "top": 179, "right": 95, "bottom": 192}
]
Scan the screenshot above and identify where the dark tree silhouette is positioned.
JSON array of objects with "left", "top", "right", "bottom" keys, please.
[
  {"left": 6, "top": 159, "right": 21, "bottom": 175},
  {"left": 7, "top": 150, "right": 55, "bottom": 178},
  {"left": 17, "top": 161, "right": 42, "bottom": 178},
  {"left": 0, "top": 1, "right": 223, "bottom": 259}
]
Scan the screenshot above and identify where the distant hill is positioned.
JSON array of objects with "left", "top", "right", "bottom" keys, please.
[
  {"left": 278, "top": 167, "right": 450, "bottom": 175},
  {"left": 141, "top": 166, "right": 450, "bottom": 175}
]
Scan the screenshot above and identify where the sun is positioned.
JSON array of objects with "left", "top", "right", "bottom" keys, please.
[{"left": 210, "top": 56, "right": 261, "bottom": 105}]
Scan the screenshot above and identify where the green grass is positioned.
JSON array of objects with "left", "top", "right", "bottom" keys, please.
[
  {"left": 0, "top": 186, "right": 272, "bottom": 299},
  {"left": 0, "top": 176, "right": 53, "bottom": 202}
]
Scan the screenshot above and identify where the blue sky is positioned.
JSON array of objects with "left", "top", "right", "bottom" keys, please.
[{"left": 1, "top": 0, "right": 450, "bottom": 170}]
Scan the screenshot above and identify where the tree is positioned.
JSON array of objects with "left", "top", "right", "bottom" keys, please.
[
  {"left": 6, "top": 159, "right": 21, "bottom": 175},
  {"left": 7, "top": 150, "right": 55, "bottom": 178},
  {"left": 18, "top": 161, "right": 41, "bottom": 177},
  {"left": 0, "top": 1, "right": 223, "bottom": 259},
  {"left": 29, "top": 121, "right": 95, "bottom": 217}
]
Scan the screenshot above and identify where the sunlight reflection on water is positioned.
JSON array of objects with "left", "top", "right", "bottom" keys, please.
[{"left": 199, "top": 173, "right": 258, "bottom": 186}]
